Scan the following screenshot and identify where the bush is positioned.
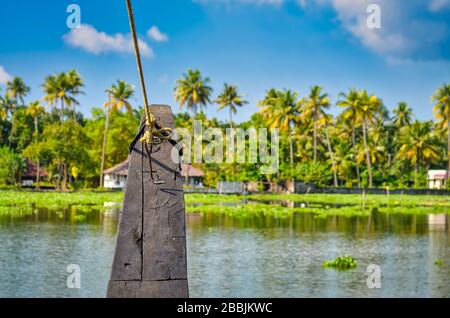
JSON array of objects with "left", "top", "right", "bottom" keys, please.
[{"left": 0, "top": 146, "right": 25, "bottom": 185}]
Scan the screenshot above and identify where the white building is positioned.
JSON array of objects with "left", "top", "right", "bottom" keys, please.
[
  {"left": 103, "top": 160, "right": 129, "bottom": 189},
  {"left": 427, "top": 170, "right": 448, "bottom": 189}
]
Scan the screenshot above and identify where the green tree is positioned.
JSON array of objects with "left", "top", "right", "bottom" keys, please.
[
  {"left": 0, "top": 90, "right": 14, "bottom": 143},
  {"left": 26, "top": 101, "right": 45, "bottom": 188},
  {"left": 337, "top": 89, "right": 362, "bottom": 188},
  {"left": 302, "top": 86, "right": 331, "bottom": 165},
  {"left": 318, "top": 115, "right": 338, "bottom": 187},
  {"left": 42, "top": 70, "right": 84, "bottom": 123},
  {"left": 432, "top": 84, "right": 450, "bottom": 181},
  {"left": 342, "top": 90, "right": 382, "bottom": 188},
  {"left": 37, "top": 121, "right": 91, "bottom": 190},
  {"left": 174, "top": 69, "right": 212, "bottom": 117},
  {"left": 215, "top": 83, "right": 248, "bottom": 128},
  {"left": 393, "top": 102, "right": 413, "bottom": 128},
  {"left": 397, "top": 121, "right": 441, "bottom": 186},
  {"left": 0, "top": 146, "right": 25, "bottom": 185},
  {"left": 100, "top": 80, "right": 135, "bottom": 187},
  {"left": 6, "top": 77, "right": 30, "bottom": 148},
  {"left": 259, "top": 89, "right": 300, "bottom": 170}
]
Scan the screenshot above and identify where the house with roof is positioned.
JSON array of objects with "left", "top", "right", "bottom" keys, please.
[
  {"left": 427, "top": 170, "right": 448, "bottom": 189},
  {"left": 21, "top": 160, "right": 48, "bottom": 187},
  {"left": 103, "top": 159, "right": 204, "bottom": 189}
]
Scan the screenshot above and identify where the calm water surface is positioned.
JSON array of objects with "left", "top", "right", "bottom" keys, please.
[{"left": 0, "top": 207, "right": 449, "bottom": 297}]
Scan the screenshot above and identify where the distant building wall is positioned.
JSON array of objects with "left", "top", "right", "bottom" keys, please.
[
  {"left": 427, "top": 170, "right": 448, "bottom": 189},
  {"left": 218, "top": 181, "right": 245, "bottom": 194},
  {"left": 104, "top": 174, "right": 127, "bottom": 189}
]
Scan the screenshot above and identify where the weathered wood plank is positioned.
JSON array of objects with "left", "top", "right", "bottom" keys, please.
[
  {"left": 109, "top": 124, "right": 144, "bottom": 281},
  {"left": 107, "top": 280, "right": 189, "bottom": 298},
  {"left": 107, "top": 105, "right": 188, "bottom": 298}
]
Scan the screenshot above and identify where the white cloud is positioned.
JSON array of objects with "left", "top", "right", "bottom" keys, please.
[
  {"left": 0, "top": 66, "right": 12, "bottom": 85},
  {"left": 330, "top": 0, "right": 409, "bottom": 56},
  {"left": 303, "top": 0, "right": 449, "bottom": 61},
  {"left": 63, "top": 24, "right": 154, "bottom": 58},
  {"left": 194, "top": 0, "right": 284, "bottom": 7},
  {"left": 147, "top": 26, "right": 169, "bottom": 42},
  {"left": 429, "top": 0, "right": 450, "bottom": 12}
]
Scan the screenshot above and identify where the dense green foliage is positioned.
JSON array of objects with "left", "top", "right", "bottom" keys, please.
[
  {"left": 0, "top": 69, "right": 449, "bottom": 189},
  {"left": 0, "top": 147, "right": 24, "bottom": 185}
]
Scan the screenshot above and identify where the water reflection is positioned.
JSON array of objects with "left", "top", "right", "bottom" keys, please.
[{"left": 0, "top": 208, "right": 448, "bottom": 297}]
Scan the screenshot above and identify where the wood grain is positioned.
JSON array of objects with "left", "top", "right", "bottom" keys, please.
[{"left": 107, "top": 105, "right": 188, "bottom": 298}]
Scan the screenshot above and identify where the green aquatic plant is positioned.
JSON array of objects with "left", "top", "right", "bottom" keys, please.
[
  {"left": 73, "top": 215, "right": 86, "bottom": 222},
  {"left": 185, "top": 193, "right": 243, "bottom": 205},
  {"left": 0, "top": 190, "right": 449, "bottom": 217},
  {"left": 323, "top": 256, "right": 357, "bottom": 270},
  {"left": 434, "top": 258, "right": 444, "bottom": 266}
]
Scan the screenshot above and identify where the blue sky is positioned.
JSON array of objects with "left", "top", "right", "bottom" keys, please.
[{"left": 0, "top": 0, "right": 449, "bottom": 122}]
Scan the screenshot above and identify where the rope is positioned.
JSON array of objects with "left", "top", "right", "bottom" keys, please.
[
  {"left": 125, "top": 0, "right": 178, "bottom": 185},
  {"left": 125, "top": 0, "right": 152, "bottom": 123},
  {"left": 125, "top": 0, "right": 172, "bottom": 145}
]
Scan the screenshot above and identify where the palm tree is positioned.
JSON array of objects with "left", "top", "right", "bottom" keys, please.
[
  {"left": 302, "top": 86, "right": 330, "bottom": 165},
  {"left": 6, "top": 77, "right": 30, "bottom": 148},
  {"left": 258, "top": 89, "right": 301, "bottom": 168},
  {"left": 174, "top": 69, "right": 212, "bottom": 118},
  {"left": 0, "top": 90, "right": 9, "bottom": 143},
  {"left": 215, "top": 83, "right": 248, "bottom": 128},
  {"left": 337, "top": 88, "right": 362, "bottom": 187},
  {"left": 66, "top": 70, "right": 84, "bottom": 119},
  {"left": 26, "top": 101, "right": 45, "bottom": 188},
  {"left": 100, "top": 80, "right": 135, "bottom": 187},
  {"left": 393, "top": 102, "right": 413, "bottom": 128},
  {"left": 42, "top": 71, "right": 83, "bottom": 190},
  {"left": 357, "top": 90, "right": 382, "bottom": 188},
  {"left": 432, "top": 84, "right": 450, "bottom": 183},
  {"left": 318, "top": 114, "right": 338, "bottom": 187},
  {"left": 397, "top": 121, "right": 440, "bottom": 186},
  {"left": 42, "top": 70, "right": 84, "bottom": 123}
]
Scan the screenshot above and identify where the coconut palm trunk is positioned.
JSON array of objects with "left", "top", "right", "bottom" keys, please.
[
  {"left": 229, "top": 106, "right": 233, "bottom": 129},
  {"left": 100, "top": 98, "right": 111, "bottom": 188},
  {"left": 325, "top": 126, "right": 338, "bottom": 187},
  {"left": 57, "top": 161, "right": 62, "bottom": 190},
  {"left": 289, "top": 129, "right": 294, "bottom": 167},
  {"left": 60, "top": 98, "right": 65, "bottom": 123},
  {"left": 352, "top": 128, "right": 361, "bottom": 188},
  {"left": 100, "top": 110, "right": 110, "bottom": 188},
  {"left": 447, "top": 107, "right": 450, "bottom": 187},
  {"left": 8, "top": 107, "right": 15, "bottom": 148},
  {"left": 313, "top": 116, "right": 317, "bottom": 165},
  {"left": 362, "top": 118, "right": 373, "bottom": 188},
  {"left": 34, "top": 115, "right": 40, "bottom": 189},
  {"left": 63, "top": 163, "right": 68, "bottom": 191}
]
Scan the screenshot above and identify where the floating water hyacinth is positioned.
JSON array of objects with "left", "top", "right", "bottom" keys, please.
[
  {"left": 323, "top": 256, "right": 357, "bottom": 270},
  {"left": 434, "top": 259, "right": 444, "bottom": 266}
]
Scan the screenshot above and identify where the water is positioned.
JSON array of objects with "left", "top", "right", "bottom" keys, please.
[{"left": 0, "top": 208, "right": 449, "bottom": 297}]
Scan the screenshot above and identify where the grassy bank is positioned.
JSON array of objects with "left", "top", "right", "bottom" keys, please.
[
  {"left": 0, "top": 190, "right": 123, "bottom": 215},
  {"left": 0, "top": 190, "right": 449, "bottom": 217}
]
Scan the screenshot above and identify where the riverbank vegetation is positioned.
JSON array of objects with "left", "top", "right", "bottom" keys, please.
[
  {"left": 0, "top": 190, "right": 448, "bottom": 218},
  {"left": 0, "top": 70, "right": 449, "bottom": 190}
]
